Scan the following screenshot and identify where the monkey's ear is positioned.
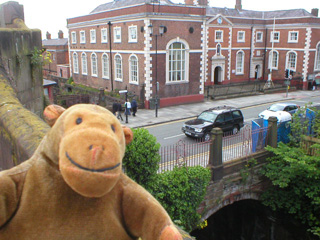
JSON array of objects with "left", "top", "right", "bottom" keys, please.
[
  {"left": 122, "top": 126, "right": 133, "bottom": 145},
  {"left": 43, "top": 105, "right": 66, "bottom": 127}
]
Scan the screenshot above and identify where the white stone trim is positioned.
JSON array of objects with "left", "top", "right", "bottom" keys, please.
[
  {"left": 303, "top": 27, "right": 312, "bottom": 82},
  {"left": 228, "top": 27, "right": 232, "bottom": 80},
  {"left": 144, "top": 19, "right": 153, "bottom": 101},
  {"left": 200, "top": 20, "right": 208, "bottom": 94}
]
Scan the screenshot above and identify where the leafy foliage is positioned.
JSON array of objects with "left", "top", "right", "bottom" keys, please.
[
  {"left": 123, "top": 128, "right": 211, "bottom": 232},
  {"left": 152, "top": 166, "right": 211, "bottom": 232},
  {"left": 30, "top": 47, "right": 51, "bottom": 66},
  {"left": 261, "top": 106, "right": 320, "bottom": 237},
  {"left": 290, "top": 104, "right": 320, "bottom": 145},
  {"left": 123, "top": 128, "right": 160, "bottom": 191}
]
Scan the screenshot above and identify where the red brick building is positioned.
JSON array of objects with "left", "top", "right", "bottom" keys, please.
[
  {"left": 67, "top": 0, "right": 320, "bottom": 108},
  {"left": 42, "top": 31, "right": 70, "bottom": 79}
]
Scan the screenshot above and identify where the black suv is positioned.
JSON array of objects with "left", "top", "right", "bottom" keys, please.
[{"left": 181, "top": 106, "right": 244, "bottom": 141}]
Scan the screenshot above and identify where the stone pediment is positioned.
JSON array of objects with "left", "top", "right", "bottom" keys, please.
[{"left": 207, "top": 14, "right": 233, "bottom": 26}]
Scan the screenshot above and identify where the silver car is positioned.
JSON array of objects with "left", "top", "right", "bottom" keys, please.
[{"left": 259, "top": 103, "right": 299, "bottom": 119}]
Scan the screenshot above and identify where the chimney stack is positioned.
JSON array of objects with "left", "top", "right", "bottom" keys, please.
[
  {"left": 235, "top": 0, "right": 242, "bottom": 11},
  {"left": 311, "top": 8, "right": 319, "bottom": 17},
  {"left": 58, "top": 30, "right": 63, "bottom": 39},
  {"left": 46, "top": 31, "right": 51, "bottom": 40},
  {"left": 184, "top": 0, "right": 194, "bottom": 5},
  {"left": 198, "top": 0, "right": 208, "bottom": 6}
]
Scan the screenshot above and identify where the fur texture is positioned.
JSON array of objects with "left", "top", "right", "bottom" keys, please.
[{"left": 0, "top": 104, "right": 182, "bottom": 240}]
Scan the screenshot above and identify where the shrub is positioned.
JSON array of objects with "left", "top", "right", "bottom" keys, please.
[
  {"left": 152, "top": 166, "right": 211, "bottom": 232},
  {"left": 123, "top": 128, "right": 160, "bottom": 191},
  {"left": 123, "top": 128, "right": 211, "bottom": 232}
]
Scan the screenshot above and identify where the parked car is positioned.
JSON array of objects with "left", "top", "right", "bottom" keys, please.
[
  {"left": 258, "top": 103, "right": 299, "bottom": 119},
  {"left": 259, "top": 110, "right": 292, "bottom": 123},
  {"left": 181, "top": 106, "right": 244, "bottom": 141}
]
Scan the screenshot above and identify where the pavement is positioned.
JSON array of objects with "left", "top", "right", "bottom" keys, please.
[{"left": 122, "top": 90, "right": 320, "bottom": 129}]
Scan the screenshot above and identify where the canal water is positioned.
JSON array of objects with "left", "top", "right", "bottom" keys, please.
[{"left": 191, "top": 200, "right": 316, "bottom": 240}]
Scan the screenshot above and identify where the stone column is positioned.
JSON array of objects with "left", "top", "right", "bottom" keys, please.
[
  {"left": 208, "top": 127, "right": 223, "bottom": 181},
  {"left": 268, "top": 116, "right": 278, "bottom": 148}
]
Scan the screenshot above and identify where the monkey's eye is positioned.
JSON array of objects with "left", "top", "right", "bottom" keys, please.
[
  {"left": 111, "top": 125, "right": 116, "bottom": 132},
  {"left": 76, "top": 117, "right": 82, "bottom": 125}
]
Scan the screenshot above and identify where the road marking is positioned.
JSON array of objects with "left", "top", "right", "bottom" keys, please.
[
  {"left": 164, "top": 134, "right": 185, "bottom": 140},
  {"left": 144, "top": 117, "right": 196, "bottom": 129}
]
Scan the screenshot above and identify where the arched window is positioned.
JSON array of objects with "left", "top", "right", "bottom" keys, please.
[
  {"left": 315, "top": 42, "right": 320, "bottom": 70},
  {"left": 286, "top": 51, "right": 297, "bottom": 71},
  {"left": 269, "top": 50, "right": 278, "bottom": 69},
  {"left": 129, "top": 55, "right": 138, "bottom": 83},
  {"left": 81, "top": 53, "right": 87, "bottom": 75},
  {"left": 168, "top": 42, "right": 186, "bottom": 82},
  {"left": 102, "top": 54, "right": 109, "bottom": 78},
  {"left": 91, "top": 53, "right": 97, "bottom": 76},
  {"left": 72, "top": 52, "right": 78, "bottom": 73},
  {"left": 114, "top": 54, "right": 122, "bottom": 81},
  {"left": 236, "top": 50, "right": 244, "bottom": 74}
]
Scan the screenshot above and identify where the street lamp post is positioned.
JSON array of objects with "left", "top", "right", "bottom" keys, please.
[
  {"left": 148, "top": 24, "right": 165, "bottom": 118},
  {"left": 108, "top": 21, "right": 114, "bottom": 91}
]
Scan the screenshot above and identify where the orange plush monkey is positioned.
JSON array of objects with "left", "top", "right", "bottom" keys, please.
[{"left": 0, "top": 104, "right": 182, "bottom": 240}]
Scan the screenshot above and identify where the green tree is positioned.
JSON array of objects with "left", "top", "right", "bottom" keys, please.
[{"left": 261, "top": 106, "right": 320, "bottom": 237}]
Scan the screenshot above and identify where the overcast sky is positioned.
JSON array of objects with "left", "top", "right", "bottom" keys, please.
[{"left": 3, "top": 0, "right": 319, "bottom": 39}]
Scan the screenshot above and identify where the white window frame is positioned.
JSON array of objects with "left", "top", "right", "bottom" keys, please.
[
  {"left": 90, "top": 29, "right": 96, "bottom": 43},
  {"left": 114, "top": 27, "right": 121, "bottom": 43},
  {"left": 215, "top": 30, "right": 223, "bottom": 42},
  {"left": 166, "top": 38, "right": 190, "bottom": 83},
  {"left": 271, "top": 31, "right": 280, "bottom": 43},
  {"left": 129, "top": 54, "right": 139, "bottom": 84},
  {"left": 286, "top": 51, "right": 297, "bottom": 71},
  {"left": 237, "top": 31, "right": 245, "bottom": 42},
  {"left": 288, "top": 31, "right": 298, "bottom": 43},
  {"left": 256, "top": 31, "right": 263, "bottom": 42},
  {"left": 101, "top": 28, "right": 108, "bottom": 43},
  {"left": 102, "top": 53, "right": 109, "bottom": 79},
  {"left": 114, "top": 54, "right": 123, "bottom": 81},
  {"left": 80, "top": 31, "right": 86, "bottom": 44},
  {"left": 91, "top": 53, "right": 98, "bottom": 77},
  {"left": 71, "top": 31, "right": 77, "bottom": 44},
  {"left": 315, "top": 42, "right": 320, "bottom": 71},
  {"left": 268, "top": 50, "right": 279, "bottom": 70},
  {"left": 128, "top": 25, "right": 138, "bottom": 43},
  {"left": 72, "top": 52, "right": 79, "bottom": 73},
  {"left": 236, "top": 50, "right": 244, "bottom": 74},
  {"left": 81, "top": 52, "right": 87, "bottom": 75}
]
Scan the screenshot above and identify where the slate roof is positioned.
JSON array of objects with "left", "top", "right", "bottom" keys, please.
[
  {"left": 207, "top": 7, "right": 314, "bottom": 19},
  {"left": 90, "top": 0, "right": 314, "bottom": 19},
  {"left": 91, "top": 0, "right": 174, "bottom": 13},
  {"left": 42, "top": 38, "right": 68, "bottom": 47}
]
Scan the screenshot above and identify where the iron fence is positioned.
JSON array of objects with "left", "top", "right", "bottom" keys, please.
[
  {"left": 157, "top": 125, "right": 271, "bottom": 172},
  {"left": 158, "top": 139, "right": 211, "bottom": 173},
  {"left": 222, "top": 125, "right": 270, "bottom": 163}
]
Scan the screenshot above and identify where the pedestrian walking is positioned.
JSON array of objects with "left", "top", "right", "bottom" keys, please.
[
  {"left": 312, "top": 80, "right": 316, "bottom": 91},
  {"left": 124, "top": 101, "right": 131, "bottom": 116},
  {"left": 131, "top": 99, "right": 138, "bottom": 116},
  {"left": 112, "top": 102, "right": 123, "bottom": 121}
]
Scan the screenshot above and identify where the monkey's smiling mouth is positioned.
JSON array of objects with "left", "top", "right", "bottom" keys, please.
[{"left": 65, "top": 152, "right": 120, "bottom": 173}]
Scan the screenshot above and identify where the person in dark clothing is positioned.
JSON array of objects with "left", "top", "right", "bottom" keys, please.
[
  {"left": 112, "top": 102, "right": 123, "bottom": 121},
  {"left": 131, "top": 99, "right": 138, "bottom": 116},
  {"left": 112, "top": 102, "right": 118, "bottom": 115},
  {"left": 312, "top": 80, "right": 317, "bottom": 91}
]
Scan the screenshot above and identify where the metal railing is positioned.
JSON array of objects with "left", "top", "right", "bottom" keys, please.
[
  {"left": 223, "top": 125, "right": 270, "bottom": 163},
  {"left": 158, "top": 139, "right": 210, "bottom": 173},
  {"left": 158, "top": 125, "right": 271, "bottom": 172}
]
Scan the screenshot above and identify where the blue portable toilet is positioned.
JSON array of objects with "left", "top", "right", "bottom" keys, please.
[{"left": 261, "top": 111, "right": 292, "bottom": 144}]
